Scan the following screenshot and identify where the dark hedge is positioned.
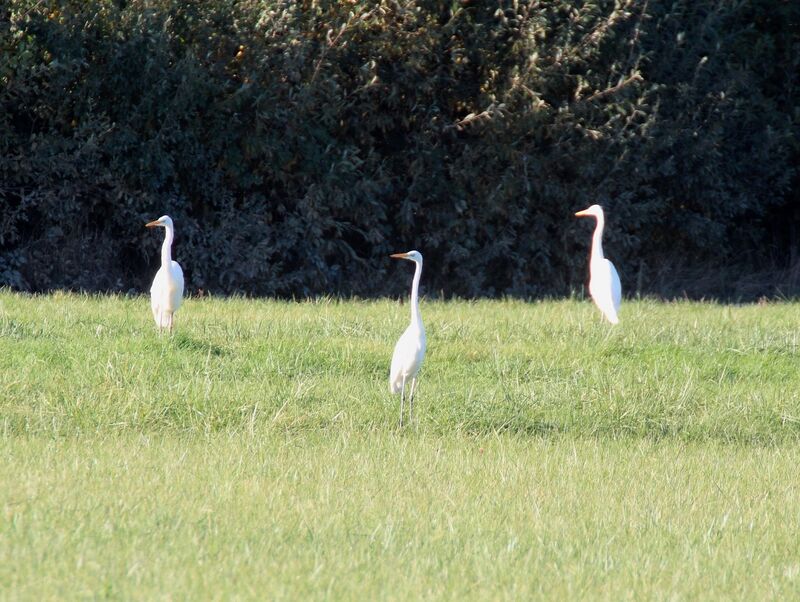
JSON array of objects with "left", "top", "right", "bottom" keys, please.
[{"left": 1, "top": 0, "right": 798, "bottom": 299}]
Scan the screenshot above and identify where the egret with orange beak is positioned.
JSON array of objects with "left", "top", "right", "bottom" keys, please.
[
  {"left": 575, "top": 204, "right": 621, "bottom": 324},
  {"left": 145, "top": 215, "right": 184, "bottom": 334},
  {"left": 389, "top": 250, "right": 426, "bottom": 426}
]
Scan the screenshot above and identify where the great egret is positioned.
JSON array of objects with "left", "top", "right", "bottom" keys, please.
[
  {"left": 575, "top": 204, "right": 621, "bottom": 324},
  {"left": 389, "top": 250, "right": 426, "bottom": 427},
  {"left": 145, "top": 215, "right": 184, "bottom": 334}
]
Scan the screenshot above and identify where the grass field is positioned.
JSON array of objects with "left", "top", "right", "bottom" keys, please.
[{"left": 2, "top": 291, "right": 800, "bottom": 599}]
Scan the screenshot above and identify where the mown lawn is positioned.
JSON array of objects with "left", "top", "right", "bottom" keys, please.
[{"left": 1, "top": 292, "right": 799, "bottom": 599}]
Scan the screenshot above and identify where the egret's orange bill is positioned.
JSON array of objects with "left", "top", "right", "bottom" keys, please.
[
  {"left": 390, "top": 253, "right": 409, "bottom": 259},
  {"left": 574, "top": 209, "right": 591, "bottom": 217},
  {"left": 145, "top": 220, "right": 160, "bottom": 228}
]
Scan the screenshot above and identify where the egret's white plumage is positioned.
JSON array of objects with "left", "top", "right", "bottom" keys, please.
[
  {"left": 146, "top": 215, "right": 184, "bottom": 333},
  {"left": 389, "top": 250, "right": 426, "bottom": 426},
  {"left": 575, "top": 204, "right": 621, "bottom": 324}
]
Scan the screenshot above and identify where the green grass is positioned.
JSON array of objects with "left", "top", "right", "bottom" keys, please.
[{"left": 1, "top": 291, "right": 800, "bottom": 599}]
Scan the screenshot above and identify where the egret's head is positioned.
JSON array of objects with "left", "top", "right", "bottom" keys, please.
[
  {"left": 390, "top": 250, "right": 423, "bottom": 263},
  {"left": 145, "top": 215, "right": 173, "bottom": 229},
  {"left": 574, "top": 204, "right": 604, "bottom": 219}
]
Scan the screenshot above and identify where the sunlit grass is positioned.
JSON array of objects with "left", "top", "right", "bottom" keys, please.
[{"left": 1, "top": 291, "right": 799, "bottom": 598}]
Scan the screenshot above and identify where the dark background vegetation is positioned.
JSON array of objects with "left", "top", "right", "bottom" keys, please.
[{"left": 1, "top": 0, "right": 798, "bottom": 299}]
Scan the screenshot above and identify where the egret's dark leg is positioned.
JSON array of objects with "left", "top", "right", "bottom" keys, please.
[
  {"left": 399, "top": 374, "right": 406, "bottom": 428},
  {"left": 408, "top": 377, "right": 418, "bottom": 424}
]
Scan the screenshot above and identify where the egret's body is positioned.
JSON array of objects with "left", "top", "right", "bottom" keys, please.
[
  {"left": 575, "top": 204, "right": 621, "bottom": 324},
  {"left": 146, "top": 215, "right": 184, "bottom": 333},
  {"left": 389, "top": 250, "right": 426, "bottom": 427}
]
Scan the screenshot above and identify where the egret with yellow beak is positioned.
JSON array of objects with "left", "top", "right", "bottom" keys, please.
[
  {"left": 575, "top": 204, "right": 621, "bottom": 324},
  {"left": 388, "top": 250, "right": 426, "bottom": 426},
  {"left": 145, "top": 215, "right": 184, "bottom": 334}
]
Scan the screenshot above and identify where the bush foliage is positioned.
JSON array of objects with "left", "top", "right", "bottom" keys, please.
[{"left": 1, "top": 0, "right": 798, "bottom": 298}]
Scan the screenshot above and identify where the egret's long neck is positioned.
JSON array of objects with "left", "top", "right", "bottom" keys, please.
[
  {"left": 591, "top": 215, "right": 605, "bottom": 262},
  {"left": 161, "top": 225, "right": 174, "bottom": 267},
  {"left": 409, "top": 259, "right": 423, "bottom": 328}
]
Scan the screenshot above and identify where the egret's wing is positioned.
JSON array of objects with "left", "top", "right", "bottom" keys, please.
[
  {"left": 590, "top": 259, "right": 621, "bottom": 324},
  {"left": 150, "top": 268, "right": 166, "bottom": 326},
  {"left": 391, "top": 324, "right": 425, "bottom": 393},
  {"left": 608, "top": 259, "right": 622, "bottom": 314},
  {"left": 171, "top": 261, "right": 185, "bottom": 312},
  {"left": 389, "top": 333, "right": 407, "bottom": 394}
]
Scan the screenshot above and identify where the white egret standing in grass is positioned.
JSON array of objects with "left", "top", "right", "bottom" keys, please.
[
  {"left": 145, "top": 215, "right": 184, "bottom": 334},
  {"left": 389, "top": 250, "right": 426, "bottom": 427},
  {"left": 575, "top": 204, "right": 621, "bottom": 324}
]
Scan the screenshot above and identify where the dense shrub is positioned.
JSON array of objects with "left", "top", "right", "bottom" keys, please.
[{"left": 1, "top": 0, "right": 797, "bottom": 298}]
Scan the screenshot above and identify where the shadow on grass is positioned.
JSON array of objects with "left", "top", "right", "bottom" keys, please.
[
  {"left": 172, "top": 333, "right": 226, "bottom": 356},
  {"left": 450, "top": 415, "right": 800, "bottom": 448},
  {"left": 456, "top": 417, "right": 565, "bottom": 438}
]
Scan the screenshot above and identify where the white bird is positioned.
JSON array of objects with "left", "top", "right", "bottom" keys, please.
[
  {"left": 389, "top": 250, "right": 426, "bottom": 427},
  {"left": 145, "top": 215, "right": 184, "bottom": 334},
  {"left": 575, "top": 204, "right": 621, "bottom": 324}
]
